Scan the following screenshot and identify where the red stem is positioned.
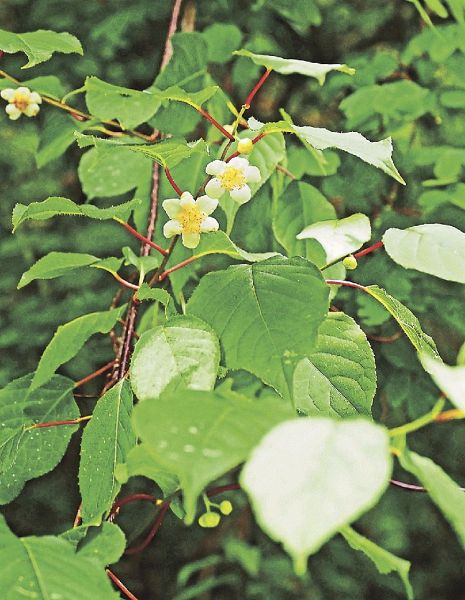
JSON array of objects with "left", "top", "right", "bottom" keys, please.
[
  {"left": 111, "top": 272, "right": 140, "bottom": 291},
  {"left": 206, "top": 483, "right": 241, "bottom": 497},
  {"left": 109, "top": 493, "right": 159, "bottom": 521},
  {"left": 354, "top": 240, "right": 384, "bottom": 259},
  {"left": 158, "top": 255, "right": 198, "bottom": 281},
  {"left": 106, "top": 569, "right": 139, "bottom": 600},
  {"left": 325, "top": 279, "right": 367, "bottom": 291},
  {"left": 226, "top": 133, "right": 266, "bottom": 162},
  {"left": 164, "top": 167, "right": 183, "bottom": 196},
  {"left": 125, "top": 501, "right": 171, "bottom": 555},
  {"left": 74, "top": 360, "right": 115, "bottom": 389},
  {"left": 117, "top": 220, "right": 168, "bottom": 256},
  {"left": 197, "top": 106, "right": 235, "bottom": 140},
  {"left": 31, "top": 416, "right": 90, "bottom": 429},
  {"left": 244, "top": 68, "right": 272, "bottom": 108}
]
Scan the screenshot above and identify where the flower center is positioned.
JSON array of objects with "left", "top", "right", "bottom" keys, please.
[
  {"left": 14, "top": 92, "right": 31, "bottom": 111},
  {"left": 219, "top": 167, "right": 246, "bottom": 191},
  {"left": 179, "top": 204, "right": 204, "bottom": 234}
]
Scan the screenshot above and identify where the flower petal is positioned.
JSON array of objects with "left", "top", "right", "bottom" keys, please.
[
  {"left": 200, "top": 216, "right": 219, "bottom": 233},
  {"left": 24, "top": 103, "right": 40, "bottom": 117},
  {"left": 228, "top": 156, "right": 249, "bottom": 170},
  {"left": 182, "top": 231, "right": 201, "bottom": 248},
  {"left": 230, "top": 185, "right": 251, "bottom": 205},
  {"left": 206, "top": 160, "right": 227, "bottom": 176},
  {"left": 163, "top": 219, "right": 183, "bottom": 238},
  {"left": 16, "top": 87, "right": 31, "bottom": 95},
  {"left": 179, "top": 191, "right": 195, "bottom": 207},
  {"left": 205, "top": 178, "right": 224, "bottom": 199},
  {"left": 196, "top": 195, "right": 218, "bottom": 215},
  {"left": 0, "top": 89, "right": 15, "bottom": 102},
  {"left": 5, "top": 104, "right": 21, "bottom": 120},
  {"left": 162, "top": 198, "right": 182, "bottom": 219},
  {"left": 245, "top": 165, "right": 261, "bottom": 183},
  {"left": 29, "top": 92, "right": 42, "bottom": 104}
]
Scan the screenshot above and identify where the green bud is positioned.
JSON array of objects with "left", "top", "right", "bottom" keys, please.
[
  {"left": 219, "top": 500, "right": 233, "bottom": 515},
  {"left": 342, "top": 255, "right": 358, "bottom": 270},
  {"left": 198, "top": 512, "right": 221, "bottom": 528}
]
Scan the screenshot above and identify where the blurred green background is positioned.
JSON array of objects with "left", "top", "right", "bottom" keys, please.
[{"left": 1, "top": 0, "right": 465, "bottom": 598}]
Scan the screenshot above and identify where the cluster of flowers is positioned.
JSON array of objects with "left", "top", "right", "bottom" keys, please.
[
  {"left": 163, "top": 156, "right": 261, "bottom": 248},
  {"left": 1, "top": 86, "right": 42, "bottom": 120}
]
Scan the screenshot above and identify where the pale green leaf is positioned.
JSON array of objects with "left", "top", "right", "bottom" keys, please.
[
  {"left": 152, "top": 85, "right": 219, "bottom": 109},
  {"left": 17, "top": 251, "right": 99, "bottom": 289},
  {"left": 365, "top": 285, "right": 439, "bottom": 358},
  {"left": 133, "top": 390, "right": 293, "bottom": 522},
  {"left": 399, "top": 449, "right": 465, "bottom": 549},
  {"left": 0, "top": 374, "right": 78, "bottom": 504},
  {"left": 30, "top": 305, "right": 126, "bottom": 391},
  {"left": 419, "top": 353, "right": 465, "bottom": 411},
  {"left": 131, "top": 316, "right": 220, "bottom": 402},
  {"left": 12, "top": 196, "right": 140, "bottom": 231},
  {"left": 190, "top": 231, "right": 278, "bottom": 263},
  {"left": 79, "top": 380, "right": 136, "bottom": 525},
  {"left": 125, "top": 138, "right": 207, "bottom": 169},
  {"left": 116, "top": 443, "right": 179, "bottom": 497},
  {"left": 383, "top": 224, "right": 465, "bottom": 284},
  {"left": 0, "top": 28, "right": 83, "bottom": 68},
  {"left": 297, "top": 214, "right": 371, "bottom": 264},
  {"left": 0, "top": 515, "right": 118, "bottom": 599},
  {"left": 241, "top": 418, "right": 392, "bottom": 574},
  {"left": 76, "top": 522, "right": 126, "bottom": 567},
  {"left": 187, "top": 256, "right": 329, "bottom": 397},
  {"left": 340, "top": 526, "right": 413, "bottom": 600},
  {"left": 293, "top": 313, "right": 376, "bottom": 417},
  {"left": 234, "top": 49, "right": 355, "bottom": 84},
  {"left": 85, "top": 76, "right": 161, "bottom": 129}
]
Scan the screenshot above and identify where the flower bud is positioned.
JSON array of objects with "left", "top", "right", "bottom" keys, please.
[
  {"left": 237, "top": 138, "right": 253, "bottom": 154},
  {"left": 219, "top": 500, "right": 233, "bottom": 515},
  {"left": 198, "top": 512, "right": 221, "bottom": 528},
  {"left": 343, "top": 255, "right": 358, "bottom": 270}
]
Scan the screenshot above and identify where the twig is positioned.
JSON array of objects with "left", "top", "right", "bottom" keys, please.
[
  {"left": 244, "top": 68, "right": 272, "bottom": 108},
  {"left": 125, "top": 501, "right": 171, "bottom": 555},
  {"left": 106, "top": 569, "right": 140, "bottom": 600},
  {"left": 325, "top": 279, "right": 367, "bottom": 291},
  {"left": 27, "top": 415, "right": 91, "bottom": 430},
  {"left": 74, "top": 360, "right": 115, "bottom": 389},
  {"left": 115, "top": 219, "right": 168, "bottom": 256}
]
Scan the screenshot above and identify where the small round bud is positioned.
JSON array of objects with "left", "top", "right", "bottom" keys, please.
[
  {"left": 223, "top": 124, "right": 234, "bottom": 135},
  {"left": 219, "top": 500, "right": 233, "bottom": 515},
  {"left": 198, "top": 512, "right": 221, "bottom": 528},
  {"left": 342, "top": 255, "right": 358, "bottom": 270},
  {"left": 237, "top": 138, "right": 253, "bottom": 155}
]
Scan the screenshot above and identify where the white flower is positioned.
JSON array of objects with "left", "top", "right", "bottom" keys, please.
[
  {"left": 1, "top": 86, "right": 42, "bottom": 120},
  {"left": 162, "top": 192, "right": 219, "bottom": 249},
  {"left": 205, "top": 157, "right": 261, "bottom": 205}
]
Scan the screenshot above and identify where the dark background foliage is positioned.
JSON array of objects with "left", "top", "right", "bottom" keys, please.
[{"left": 1, "top": 1, "right": 465, "bottom": 598}]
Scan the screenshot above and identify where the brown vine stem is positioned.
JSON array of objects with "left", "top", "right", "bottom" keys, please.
[
  {"left": 74, "top": 360, "right": 115, "bottom": 389},
  {"left": 110, "top": 272, "right": 141, "bottom": 291},
  {"left": 158, "top": 255, "right": 197, "bottom": 281},
  {"left": 108, "top": 494, "right": 161, "bottom": 521},
  {"left": 106, "top": 569, "right": 139, "bottom": 600},
  {"left": 114, "top": 218, "right": 168, "bottom": 256}
]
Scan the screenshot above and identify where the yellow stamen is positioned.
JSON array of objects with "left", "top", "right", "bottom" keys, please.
[
  {"left": 179, "top": 204, "right": 204, "bottom": 233},
  {"left": 14, "top": 92, "right": 31, "bottom": 112},
  {"left": 219, "top": 167, "right": 246, "bottom": 191}
]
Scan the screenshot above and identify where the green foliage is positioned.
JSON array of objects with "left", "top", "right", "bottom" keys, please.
[{"left": 79, "top": 380, "right": 136, "bottom": 525}]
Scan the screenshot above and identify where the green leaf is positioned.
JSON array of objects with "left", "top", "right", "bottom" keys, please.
[
  {"left": 153, "top": 85, "right": 219, "bottom": 109},
  {"left": 135, "top": 284, "right": 176, "bottom": 318},
  {"left": 17, "top": 251, "right": 99, "bottom": 289},
  {"left": 399, "top": 449, "right": 465, "bottom": 549},
  {"left": 154, "top": 32, "right": 208, "bottom": 90},
  {"left": 37, "top": 111, "right": 89, "bottom": 168},
  {"left": 383, "top": 224, "right": 465, "bottom": 284},
  {"left": 126, "top": 138, "right": 208, "bottom": 169},
  {"left": 241, "top": 418, "right": 392, "bottom": 574},
  {"left": 272, "top": 181, "right": 336, "bottom": 265},
  {"left": 297, "top": 214, "right": 371, "bottom": 264},
  {"left": 0, "top": 515, "right": 118, "bottom": 599},
  {"left": 78, "top": 145, "right": 151, "bottom": 199},
  {"left": 187, "top": 256, "right": 329, "bottom": 397},
  {"left": 85, "top": 76, "right": 161, "bottom": 129},
  {"left": 234, "top": 49, "right": 355, "bottom": 84},
  {"left": 79, "top": 380, "right": 136, "bottom": 525},
  {"left": 293, "top": 313, "right": 376, "bottom": 417},
  {"left": 30, "top": 305, "right": 126, "bottom": 391},
  {"left": 77, "top": 522, "right": 126, "bottom": 567},
  {"left": 133, "top": 389, "right": 293, "bottom": 522},
  {"left": 257, "top": 120, "right": 405, "bottom": 184},
  {"left": 202, "top": 23, "right": 243, "bottom": 63},
  {"left": 0, "top": 374, "right": 78, "bottom": 504},
  {"left": 0, "top": 28, "right": 83, "bottom": 68},
  {"left": 131, "top": 316, "right": 220, "bottom": 402},
  {"left": 365, "top": 286, "right": 439, "bottom": 358},
  {"left": 340, "top": 526, "right": 413, "bottom": 600},
  {"left": 12, "top": 196, "right": 140, "bottom": 231},
  {"left": 116, "top": 443, "right": 179, "bottom": 497},
  {"left": 189, "top": 231, "right": 278, "bottom": 263},
  {"left": 419, "top": 353, "right": 465, "bottom": 411}
]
